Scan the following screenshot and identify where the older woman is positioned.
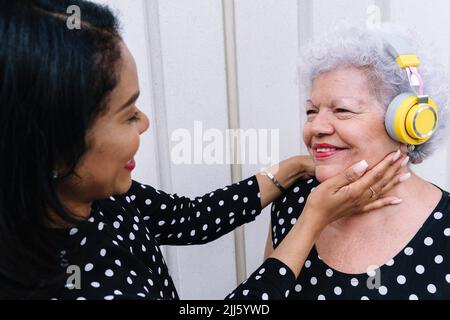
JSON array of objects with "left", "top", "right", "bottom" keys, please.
[{"left": 265, "top": 25, "right": 450, "bottom": 300}]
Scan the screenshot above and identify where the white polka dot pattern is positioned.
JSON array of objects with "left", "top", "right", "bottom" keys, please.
[
  {"left": 270, "top": 177, "right": 450, "bottom": 300},
  {"left": 56, "top": 176, "right": 295, "bottom": 300}
]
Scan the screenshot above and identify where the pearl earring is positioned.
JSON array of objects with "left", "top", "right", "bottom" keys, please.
[
  {"left": 52, "top": 170, "right": 59, "bottom": 179},
  {"left": 407, "top": 144, "right": 415, "bottom": 153}
]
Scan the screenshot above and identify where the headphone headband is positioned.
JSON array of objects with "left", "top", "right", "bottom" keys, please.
[
  {"left": 382, "top": 34, "right": 420, "bottom": 68},
  {"left": 383, "top": 34, "right": 423, "bottom": 95}
]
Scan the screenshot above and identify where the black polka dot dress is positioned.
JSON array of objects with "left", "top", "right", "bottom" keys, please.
[
  {"left": 52, "top": 176, "right": 295, "bottom": 300},
  {"left": 271, "top": 177, "right": 450, "bottom": 300}
]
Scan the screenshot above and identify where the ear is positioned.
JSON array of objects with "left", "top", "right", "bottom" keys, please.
[{"left": 399, "top": 143, "right": 408, "bottom": 155}]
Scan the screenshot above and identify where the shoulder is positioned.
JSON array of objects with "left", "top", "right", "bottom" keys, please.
[
  {"left": 439, "top": 189, "right": 450, "bottom": 214},
  {"left": 427, "top": 186, "right": 450, "bottom": 225},
  {"left": 113, "top": 180, "right": 164, "bottom": 204},
  {"left": 430, "top": 188, "right": 450, "bottom": 230},
  {"left": 126, "top": 180, "right": 160, "bottom": 198},
  {"left": 270, "top": 177, "right": 318, "bottom": 228},
  {"left": 409, "top": 189, "right": 450, "bottom": 294},
  {"left": 416, "top": 188, "right": 450, "bottom": 250},
  {"left": 272, "top": 177, "right": 319, "bottom": 213},
  {"left": 270, "top": 177, "right": 318, "bottom": 247},
  {"left": 95, "top": 180, "right": 161, "bottom": 219}
]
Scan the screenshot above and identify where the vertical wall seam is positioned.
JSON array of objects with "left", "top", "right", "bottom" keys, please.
[
  {"left": 298, "top": 0, "right": 313, "bottom": 155},
  {"left": 143, "top": 0, "right": 183, "bottom": 296},
  {"left": 222, "top": 0, "right": 247, "bottom": 285}
]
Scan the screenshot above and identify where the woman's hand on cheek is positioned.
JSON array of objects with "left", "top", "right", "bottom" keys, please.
[{"left": 301, "top": 150, "right": 409, "bottom": 231}]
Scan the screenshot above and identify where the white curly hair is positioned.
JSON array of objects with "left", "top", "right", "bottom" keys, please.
[{"left": 299, "top": 23, "right": 450, "bottom": 164}]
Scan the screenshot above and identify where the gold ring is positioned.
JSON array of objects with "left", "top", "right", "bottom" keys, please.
[{"left": 369, "top": 186, "right": 376, "bottom": 198}]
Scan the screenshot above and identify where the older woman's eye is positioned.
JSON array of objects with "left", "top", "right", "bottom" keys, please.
[
  {"left": 335, "top": 108, "right": 351, "bottom": 113},
  {"left": 306, "top": 110, "right": 317, "bottom": 115}
]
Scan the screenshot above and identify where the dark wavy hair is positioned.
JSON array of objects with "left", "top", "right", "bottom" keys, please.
[{"left": 0, "top": 0, "right": 122, "bottom": 298}]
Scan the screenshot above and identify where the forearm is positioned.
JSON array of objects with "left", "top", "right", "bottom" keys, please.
[
  {"left": 256, "top": 155, "right": 312, "bottom": 208},
  {"left": 140, "top": 176, "right": 263, "bottom": 246}
]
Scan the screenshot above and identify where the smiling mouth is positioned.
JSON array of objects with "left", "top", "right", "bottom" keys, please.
[
  {"left": 312, "top": 144, "right": 347, "bottom": 159},
  {"left": 314, "top": 149, "right": 345, "bottom": 159}
]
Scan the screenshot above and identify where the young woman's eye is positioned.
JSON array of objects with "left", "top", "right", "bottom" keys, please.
[{"left": 128, "top": 111, "right": 140, "bottom": 123}]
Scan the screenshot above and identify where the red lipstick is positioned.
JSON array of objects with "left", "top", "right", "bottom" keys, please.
[{"left": 124, "top": 159, "right": 136, "bottom": 171}]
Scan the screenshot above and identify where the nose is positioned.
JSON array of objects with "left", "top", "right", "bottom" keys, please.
[
  {"left": 310, "top": 110, "right": 335, "bottom": 136},
  {"left": 138, "top": 111, "right": 150, "bottom": 135}
]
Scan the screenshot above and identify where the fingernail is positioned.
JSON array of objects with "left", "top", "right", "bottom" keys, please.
[
  {"left": 401, "top": 156, "right": 410, "bottom": 167},
  {"left": 352, "top": 160, "right": 368, "bottom": 177},
  {"left": 391, "top": 150, "right": 401, "bottom": 162},
  {"left": 390, "top": 198, "right": 403, "bottom": 205},
  {"left": 399, "top": 172, "right": 411, "bottom": 182}
]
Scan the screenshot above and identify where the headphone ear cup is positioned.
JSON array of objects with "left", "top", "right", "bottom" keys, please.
[{"left": 385, "top": 92, "right": 417, "bottom": 144}]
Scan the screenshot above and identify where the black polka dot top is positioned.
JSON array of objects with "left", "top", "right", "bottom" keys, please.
[
  {"left": 52, "top": 176, "right": 295, "bottom": 300},
  {"left": 271, "top": 177, "right": 450, "bottom": 300}
]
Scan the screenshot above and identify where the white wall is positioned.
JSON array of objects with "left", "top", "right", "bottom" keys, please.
[{"left": 93, "top": 0, "right": 450, "bottom": 299}]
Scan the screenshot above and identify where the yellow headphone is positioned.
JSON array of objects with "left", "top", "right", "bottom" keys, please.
[{"left": 384, "top": 35, "right": 438, "bottom": 145}]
